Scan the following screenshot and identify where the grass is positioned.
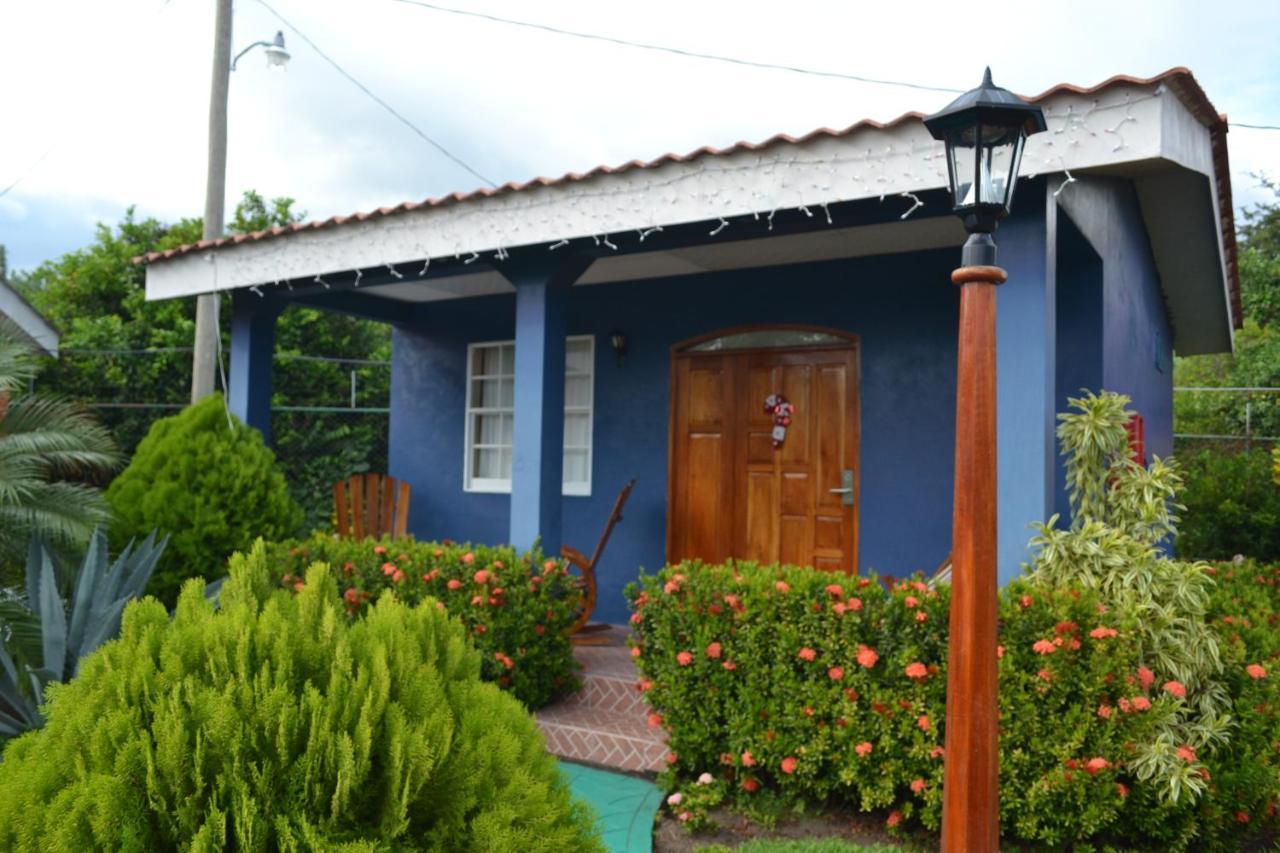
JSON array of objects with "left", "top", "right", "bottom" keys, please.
[{"left": 697, "top": 841, "right": 904, "bottom": 853}]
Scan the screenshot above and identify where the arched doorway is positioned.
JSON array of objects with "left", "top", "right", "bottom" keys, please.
[{"left": 667, "top": 325, "right": 860, "bottom": 572}]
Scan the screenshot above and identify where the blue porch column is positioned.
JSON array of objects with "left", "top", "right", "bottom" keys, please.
[
  {"left": 506, "top": 256, "right": 591, "bottom": 552},
  {"left": 228, "top": 289, "right": 283, "bottom": 443},
  {"left": 994, "top": 197, "right": 1056, "bottom": 581}
]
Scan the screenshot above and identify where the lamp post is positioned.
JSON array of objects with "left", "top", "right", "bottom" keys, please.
[
  {"left": 191, "top": 1, "right": 290, "bottom": 404},
  {"left": 923, "top": 68, "right": 1045, "bottom": 853}
]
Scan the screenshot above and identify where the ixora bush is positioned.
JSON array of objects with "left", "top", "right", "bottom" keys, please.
[
  {"left": 630, "top": 392, "right": 1272, "bottom": 849},
  {"left": 0, "top": 546, "right": 602, "bottom": 852},
  {"left": 266, "top": 533, "right": 583, "bottom": 708},
  {"left": 106, "top": 394, "right": 302, "bottom": 604}
]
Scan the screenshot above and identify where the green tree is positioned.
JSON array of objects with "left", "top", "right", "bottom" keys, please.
[
  {"left": 0, "top": 324, "right": 119, "bottom": 577},
  {"left": 1175, "top": 184, "right": 1280, "bottom": 438},
  {"left": 105, "top": 394, "right": 302, "bottom": 604},
  {"left": 15, "top": 192, "right": 391, "bottom": 528}
]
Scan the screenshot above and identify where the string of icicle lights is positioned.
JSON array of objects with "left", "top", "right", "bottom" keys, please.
[{"left": 231, "top": 88, "right": 1158, "bottom": 298}]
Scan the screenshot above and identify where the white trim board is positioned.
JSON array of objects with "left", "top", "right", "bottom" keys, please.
[{"left": 145, "top": 82, "right": 1195, "bottom": 303}]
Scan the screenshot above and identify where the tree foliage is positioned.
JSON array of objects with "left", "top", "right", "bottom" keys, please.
[
  {"left": 105, "top": 394, "right": 302, "bottom": 603},
  {"left": 1173, "top": 185, "right": 1280, "bottom": 558},
  {"left": 1176, "top": 184, "right": 1280, "bottom": 438},
  {"left": 12, "top": 192, "right": 391, "bottom": 528},
  {"left": 0, "top": 546, "right": 602, "bottom": 851}
]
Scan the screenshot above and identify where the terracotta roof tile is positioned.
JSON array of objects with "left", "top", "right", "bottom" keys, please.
[{"left": 136, "top": 67, "right": 1239, "bottom": 326}]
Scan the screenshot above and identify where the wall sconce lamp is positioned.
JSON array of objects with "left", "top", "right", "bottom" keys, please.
[{"left": 608, "top": 329, "right": 628, "bottom": 366}]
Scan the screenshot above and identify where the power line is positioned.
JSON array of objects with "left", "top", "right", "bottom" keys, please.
[
  {"left": 385, "top": 0, "right": 1280, "bottom": 134},
  {"left": 0, "top": 144, "right": 56, "bottom": 200},
  {"left": 384, "top": 0, "right": 965, "bottom": 95},
  {"left": 254, "top": 0, "right": 496, "bottom": 188}
]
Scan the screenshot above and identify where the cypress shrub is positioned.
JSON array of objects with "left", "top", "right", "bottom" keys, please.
[
  {"left": 105, "top": 394, "right": 302, "bottom": 603},
  {"left": 0, "top": 544, "right": 602, "bottom": 852}
]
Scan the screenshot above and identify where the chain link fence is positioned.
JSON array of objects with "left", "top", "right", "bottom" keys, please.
[
  {"left": 1174, "top": 387, "right": 1280, "bottom": 457},
  {"left": 35, "top": 348, "right": 391, "bottom": 531}
]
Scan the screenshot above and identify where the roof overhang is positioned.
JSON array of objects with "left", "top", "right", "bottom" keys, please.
[
  {"left": 0, "top": 280, "right": 59, "bottom": 357},
  {"left": 141, "top": 69, "right": 1237, "bottom": 355}
]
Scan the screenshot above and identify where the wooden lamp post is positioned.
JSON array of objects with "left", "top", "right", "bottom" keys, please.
[{"left": 923, "top": 69, "right": 1046, "bottom": 853}]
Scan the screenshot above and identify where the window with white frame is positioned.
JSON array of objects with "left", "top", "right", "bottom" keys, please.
[{"left": 464, "top": 336, "right": 594, "bottom": 496}]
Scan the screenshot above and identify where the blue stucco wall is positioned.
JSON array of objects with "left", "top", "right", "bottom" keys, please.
[
  {"left": 1057, "top": 179, "right": 1174, "bottom": 463},
  {"left": 1053, "top": 211, "right": 1104, "bottom": 522},
  {"left": 390, "top": 243, "right": 967, "bottom": 623},
  {"left": 994, "top": 191, "right": 1057, "bottom": 577}
]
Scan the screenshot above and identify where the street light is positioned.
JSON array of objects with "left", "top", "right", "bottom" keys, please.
[
  {"left": 192, "top": 7, "right": 290, "bottom": 404},
  {"left": 923, "top": 68, "right": 1044, "bottom": 853},
  {"left": 233, "top": 31, "right": 291, "bottom": 71}
]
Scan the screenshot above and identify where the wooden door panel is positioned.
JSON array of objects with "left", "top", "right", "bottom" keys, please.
[
  {"left": 743, "top": 470, "right": 776, "bottom": 561},
  {"left": 670, "top": 357, "right": 735, "bottom": 563},
  {"left": 777, "top": 363, "right": 813, "bottom": 465},
  {"left": 685, "top": 434, "right": 729, "bottom": 561},
  {"left": 814, "top": 363, "right": 848, "bottom": 515},
  {"left": 670, "top": 338, "right": 859, "bottom": 573},
  {"left": 779, "top": 514, "right": 810, "bottom": 565},
  {"left": 814, "top": 514, "right": 845, "bottom": 551}
]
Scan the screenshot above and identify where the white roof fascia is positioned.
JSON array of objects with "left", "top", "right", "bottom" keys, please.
[
  {"left": 0, "top": 280, "right": 59, "bottom": 356},
  {"left": 145, "top": 82, "right": 1179, "bottom": 302}
]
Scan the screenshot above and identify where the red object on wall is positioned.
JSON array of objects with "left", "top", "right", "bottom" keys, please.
[{"left": 1126, "top": 414, "right": 1146, "bottom": 465}]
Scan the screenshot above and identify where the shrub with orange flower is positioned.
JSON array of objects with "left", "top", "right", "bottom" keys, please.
[
  {"left": 627, "top": 558, "right": 1280, "bottom": 848},
  {"left": 265, "top": 533, "right": 581, "bottom": 709}
]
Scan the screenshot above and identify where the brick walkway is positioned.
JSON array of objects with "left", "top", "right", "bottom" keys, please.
[{"left": 536, "top": 627, "right": 667, "bottom": 773}]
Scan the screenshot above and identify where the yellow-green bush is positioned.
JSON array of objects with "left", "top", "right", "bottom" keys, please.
[
  {"left": 105, "top": 394, "right": 302, "bottom": 603},
  {"left": 0, "top": 545, "right": 601, "bottom": 852}
]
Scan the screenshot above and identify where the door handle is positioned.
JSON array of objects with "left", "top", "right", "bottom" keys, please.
[{"left": 830, "top": 469, "right": 855, "bottom": 506}]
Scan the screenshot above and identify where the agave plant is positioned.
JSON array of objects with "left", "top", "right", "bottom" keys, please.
[{"left": 0, "top": 528, "right": 166, "bottom": 740}]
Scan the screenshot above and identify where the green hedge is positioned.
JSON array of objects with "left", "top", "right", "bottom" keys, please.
[
  {"left": 266, "top": 533, "right": 583, "bottom": 708},
  {"left": 1177, "top": 450, "right": 1280, "bottom": 561},
  {"left": 629, "top": 562, "right": 1278, "bottom": 850},
  {"left": 0, "top": 545, "right": 602, "bottom": 851}
]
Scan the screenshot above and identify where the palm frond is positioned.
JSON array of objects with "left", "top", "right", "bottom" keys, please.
[
  {"left": 0, "top": 322, "right": 39, "bottom": 395},
  {"left": 0, "top": 395, "right": 120, "bottom": 477},
  {"left": 0, "top": 483, "right": 110, "bottom": 566}
]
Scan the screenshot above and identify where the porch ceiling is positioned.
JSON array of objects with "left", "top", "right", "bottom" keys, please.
[{"left": 342, "top": 214, "right": 968, "bottom": 303}]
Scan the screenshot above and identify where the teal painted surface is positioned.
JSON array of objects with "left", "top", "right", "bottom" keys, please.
[{"left": 562, "top": 761, "right": 661, "bottom": 853}]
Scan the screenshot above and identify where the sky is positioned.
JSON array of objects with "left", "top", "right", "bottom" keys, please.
[{"left": 1, "top": 0, "right": 1278, "bottom": 273}]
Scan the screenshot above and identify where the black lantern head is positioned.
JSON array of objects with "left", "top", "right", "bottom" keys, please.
[{"left": 924, "top": 68, "right": 1046, "bottom": 241}]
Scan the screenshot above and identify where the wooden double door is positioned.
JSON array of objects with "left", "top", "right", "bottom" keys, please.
[{"left": 668, "top": 336, "right": 860, "bottom": 572}]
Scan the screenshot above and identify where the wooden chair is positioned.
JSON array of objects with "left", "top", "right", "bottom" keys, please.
[
  {"left": 334, "top": 473, "right": 411, "bottom": 539},
  {"left": 562, "top": 479, "right": 636, "bottom": 643}
]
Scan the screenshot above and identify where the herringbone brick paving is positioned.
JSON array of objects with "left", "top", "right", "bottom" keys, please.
[{"left": 536, "top": 627, "right": 667, "bottom": 773}]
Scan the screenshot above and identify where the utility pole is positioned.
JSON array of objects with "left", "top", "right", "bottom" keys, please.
[{"left": 192, "top": 0, "right": 233, "bottom": 403}]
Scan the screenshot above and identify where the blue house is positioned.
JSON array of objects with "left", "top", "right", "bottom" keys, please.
[{"left": 142, "top": 69, "right": 1238, "bottom": 623}]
